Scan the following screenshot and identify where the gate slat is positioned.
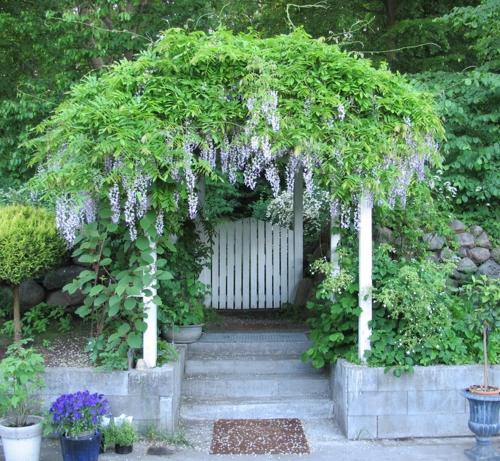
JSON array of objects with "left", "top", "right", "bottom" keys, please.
[
  {"left": 288, "top": 227, "right": 295, "bottom": 302},
  {"left": 234, "top": 221, "right": 242, "bottom": 309},
  {"left": 243, "top": 219, "right": 251, "bottom": 309},
  {"left": 265, "top": 222, "right": 273, "bottom": 308},
  {"left": 280, "top": 227, "right": 288, "bottom": 305},
  {"left": 250, "top": 219, "right": 259, "bottom": 308},
  {"left": 226, "top": 223, "right": 235, "bottom": 309},
  {"left": 219, "top": 224, "right": 227, "bottom": 309},
  {"left": 257, "top": 220, "right": 266, "bottom": 308},
  {"left": 211, "top": 226, "right": 219, "bottom": 308},
  {"left": 272, "top": 224, "right": 280, "bottom": 308}
]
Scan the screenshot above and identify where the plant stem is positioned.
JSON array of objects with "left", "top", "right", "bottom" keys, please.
[
  {"left": 13, "top": 285, "right": 22, "bottom": 342},
  {"left": 483, "top": 324, "right": 489, "bottom": 389}
]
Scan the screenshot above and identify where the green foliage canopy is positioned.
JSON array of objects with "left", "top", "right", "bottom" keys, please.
[
  {"left": 31, "top": 28, "right": 443, "bottom": 244},
  {"left": 0, "top": 205, "right": 65, "bottom": 286}
]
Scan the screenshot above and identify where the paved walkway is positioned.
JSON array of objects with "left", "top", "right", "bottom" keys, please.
[{"left": 2, "top": 436, "right": 500, "bottom": 461}]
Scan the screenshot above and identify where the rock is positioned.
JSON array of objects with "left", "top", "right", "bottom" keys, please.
[
  {"left": 376, "top": 226, "right": 394, "bottom": 244},
  {"left": 492, "top": 247, "right": 500, "bottom": 265},
  {"left": 135, "top": 359, "right": 149, "bottom": 370},
  {"left": 20, "top": 279, "right": 45, "bottom": 308},
  {"left": 294, "top": 278, "right": 313, "bottom": 307},
  {"left": 423, "top": 233, "right": 445, "bottom": 251},
  {"left": 477, "top": 259, "right": 500, "bottom": 278},
  {"left": 452, "top": 270, "right": 472, "bottom": 282},
  {"left": 469, "top": 225, "right": 484, "bottom": 237},
  {"left": 456, "top": 232, "right": 475, "bottom": 248},
  {"left": 458, "top": 247, "right": 468, "bottom": 258},
  {"left": 468, "top": 247, "right": 491, "bottom": 265},
  {"left": 449, "top": 220, "right": 466, "bottom": 233},
  {"left": 439, "top": 247, "right": 456, "bottom": 261},
  {"left": 475, "top": 232, "right": 492, "bottom": 249},
  {"left": 457, "top": 257, "right": 477, "bottom": 274},
  {"left": 46, "top": 289, "right": 85, "bottom": 307},
  {"left": 446, "top": 278, "right": 459, "bottom": 289},
  {"left": 43, "top": 265, "right": 86, "bottom": 291},
  {"left": 427, "top": 253, "right": 440, "bottom": 263}
]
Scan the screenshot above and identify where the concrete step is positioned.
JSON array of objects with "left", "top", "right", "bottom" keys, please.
[
  {"left": 180, "top": 397, "right": 334, "bottom": 420},
  {"left": 187, "top": 340, "right": 311, "bottom": 358},
  {"left": 183, "top": 374, "right": 330, "bottom": 399},
  {"left": 185, "top": 356, "right": 321, "bottom": 376}
]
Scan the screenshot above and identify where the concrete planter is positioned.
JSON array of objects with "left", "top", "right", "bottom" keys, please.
[
  {"left": 461, "top": 390, "right": 500, "bottom": 460},
  {"left": 37, "top": 347, "right": 185, "bottom": 435},
  {"left": 331, "top": 359, "right": 500, "bottom": 440},
  {"left": 0, "top": 416, "right": 43, "bottom": 461},
  {"left": 164, "top": 325, "right": 203, "bottom": 344}
]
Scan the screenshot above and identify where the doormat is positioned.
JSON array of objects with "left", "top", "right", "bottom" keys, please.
[{"left": 210, "top": 418, "right": 309, "bottom": 455}]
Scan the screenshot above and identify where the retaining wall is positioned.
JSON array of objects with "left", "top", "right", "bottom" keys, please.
[
  {"left": 331, "top": 359, "right": 500, "bottom": 439},
  {"left": 40, "top": 346, "right": 186, "bottom": 434}
]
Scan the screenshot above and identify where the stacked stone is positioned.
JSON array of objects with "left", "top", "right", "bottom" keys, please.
[{"left": 425, "top": 220, "right": 500, "bottom": 284}]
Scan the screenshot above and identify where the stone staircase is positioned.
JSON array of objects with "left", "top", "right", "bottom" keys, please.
[{"left": 180, "top": 331, "right": 335, "bottom": 423}]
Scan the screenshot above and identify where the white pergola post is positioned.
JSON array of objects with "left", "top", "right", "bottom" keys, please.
[
  {"left": 196, "top": 177, "right": 211, "bottom": 307},
  {"left": 358, "top": 191, "right": 373, "bottom": 363},
  {"left": 293, "top": 169, "right": 304, "bottom": 294},
  {"left": 142, "top": 238, "right": 158, "bottom": 368},
  {"left": 331, "top": 210, "right": 341, "bottom": 277}
]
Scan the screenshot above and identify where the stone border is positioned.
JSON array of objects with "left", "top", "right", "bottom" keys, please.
[
  {"left": 331, "top": 359, "right": 500, "bottom": 439},
  {"left": 39, "top": 346, "right": 186, "bottom": 434}
]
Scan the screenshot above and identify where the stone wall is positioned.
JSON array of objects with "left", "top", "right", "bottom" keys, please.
[
  {"left": 39, "top": 346, "right": 186, "bottom": 434},
  {"left": 331, "top": 359, "right": 500, "bottom": 440},
  {"left": 425, "top": 220, "right": 499, "bottom": 283}
]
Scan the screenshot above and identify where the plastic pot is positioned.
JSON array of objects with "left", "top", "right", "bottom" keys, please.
[
  {"left": 164, "top": 324, "right": 203, "bottom": 343},
  {"left": 115, "top": 444, "right": 133, "bottom": 454},
  {"left": 0, "top": 416, "right": 43, "bottom": 461},
  {"left": 59, "top": 431, "right": 101, "bottom": 461}
]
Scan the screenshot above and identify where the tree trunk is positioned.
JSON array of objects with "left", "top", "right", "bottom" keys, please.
[
  {"left": 13, "top": 285, "right": 22, "bottom": 342},
  {"left": 383, "top": 0, "right": 397, "bottom": 27}
]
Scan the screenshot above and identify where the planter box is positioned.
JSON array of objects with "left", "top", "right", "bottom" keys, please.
[
  {"left": 38, "top": 347, "right": 185, "bottom": 434},
  {"left": 331, "top": 359, "right": 500, "bottom": 440}
]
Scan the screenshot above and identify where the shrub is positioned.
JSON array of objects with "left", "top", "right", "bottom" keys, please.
[
  {"left": 0, "top": 205, "right": 65, "bottom": 341},
  {"left": 0, "top": 340, "right": 45, "bottom": 426}
]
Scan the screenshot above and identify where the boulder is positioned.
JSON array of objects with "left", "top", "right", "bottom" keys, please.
[
  {"left": 468, "top": 247, "right": 491, "bottom": 265},
  {"left": 439, "top": 247, "right": 456, "bottom": 261},
  {"left": 456, "top": 232, "right": 475, "bottom": 248},
  {"left": 456, "top": 257, "right": 477, "bottom": 274},
  {"left": 20, "top": 279, "right": 45, "bottom": 308},
  {"left": 46, "top": 289, "right": 85, "bottom": 307},
  {"left": 43, "top": 265, "right": 87, "bottom": 291},
  {"left": 475, "top": 232, "right": 492, "bottom": 249},
  {"left": 477, "top": 260, "right": 500, "bottom": 279},
  {"left": 449, "top": 220, "right": 466, "bottom": 233},
  {"left": 492, "top": 247, "right": 500, "bottom": 265},
  {"left": 375, "top": 226, "right": 394, "bottom": 244},
  {"left": 469, "top": 225, "right": 484, "bottom": 237},
  {"left": 452, "top": 270, "right": 472, "bottom": 282},
  {"left": 423, "top": 233, "right": 445, "bottom": 251},
  {"left": 458, "top": 247, "right": 468, "bottom": 258}
]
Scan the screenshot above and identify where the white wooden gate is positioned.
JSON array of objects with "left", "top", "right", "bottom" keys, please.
[{"left": 200, "top": 218, "right": 301, "bottom": 309}]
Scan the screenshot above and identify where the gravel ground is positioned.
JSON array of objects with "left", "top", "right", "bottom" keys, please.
[{"left": 39, "top": 334, "right": 93, "bottom": 368}]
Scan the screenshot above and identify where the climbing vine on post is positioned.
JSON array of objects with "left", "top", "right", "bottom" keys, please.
[{"left": 30, "top": 28, "right": 443, "bottom": 367}]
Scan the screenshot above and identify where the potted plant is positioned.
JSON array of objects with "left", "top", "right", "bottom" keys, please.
[
  {"left": 461, "top": 275, "right": 500, "bottom": 461},
  {"left": 161, "top": 279, "right": 205, "bottom": 344},
  {"left": 112, "top": 415, "right": 137, "bottom": 455},
  {"left": 0, "top": 341, "right": 45, "bottom": 461},
  {"left": 49, "top": 390, "right": 110, "bottom": 461},
  {"left": 0, "top": 205, "right": 65, "bottom": 341}
]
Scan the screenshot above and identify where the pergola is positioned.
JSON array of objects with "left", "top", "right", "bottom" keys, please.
[{"left": 31, "top": 28, "right": 442, "bottom": 368}]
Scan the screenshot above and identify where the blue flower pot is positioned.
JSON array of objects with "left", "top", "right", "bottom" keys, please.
[
  {"left": 60, "top": 431, "right": 101, "bottom": 461},
  {"left": 461, "top": 390, "right": 500, "bottom": 461}
]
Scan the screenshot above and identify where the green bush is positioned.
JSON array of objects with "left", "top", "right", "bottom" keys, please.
[
  {"left": 0, "top": 205, "right": 65, "bottom": 340},
  {"left": 0, "top": 340, "right": 45, "bottom": 426}
]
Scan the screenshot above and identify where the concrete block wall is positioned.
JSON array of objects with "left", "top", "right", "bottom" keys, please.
[
  {"left": 331, "top": 359, "right": 500, "bottom": 440},
  {"left": 40, "top": 346, "right": 186, "bottom": 434}
]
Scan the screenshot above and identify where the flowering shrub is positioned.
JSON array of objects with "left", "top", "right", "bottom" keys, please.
[{"left": 50, "top": 391, "right": 110, "bottom": 438}]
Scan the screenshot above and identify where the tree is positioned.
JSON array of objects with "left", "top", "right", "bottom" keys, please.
[{"left": 0, "top": 205, "right": 65, "bottom": 341}]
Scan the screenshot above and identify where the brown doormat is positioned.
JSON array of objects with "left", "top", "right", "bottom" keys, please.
[{"left": 210, "top": 418, "right": 310, "bottom": 455}]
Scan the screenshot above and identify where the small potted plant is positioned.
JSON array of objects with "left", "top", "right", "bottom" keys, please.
[
  {"left": 49, "top": 390, "right": 110, "bottom": 461},
  {"left": 0, "top": 341, "right": 45, "bottom": 461},
  {"left": 161, "top": 279, "right": 205, "bottom": 344},
  {"left": 112, "top": 415, "right": 137, "bottom": 454},
  {"left": 461, "top": 275, "right": 500, "bottom": 461}
]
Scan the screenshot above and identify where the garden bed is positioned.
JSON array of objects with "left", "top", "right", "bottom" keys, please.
[
  {"left": 37, "top": 346, "right": 186, "bottom": 434},
  {"left": 331, "top": 359, "right": 500, "bottom": 440}
]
